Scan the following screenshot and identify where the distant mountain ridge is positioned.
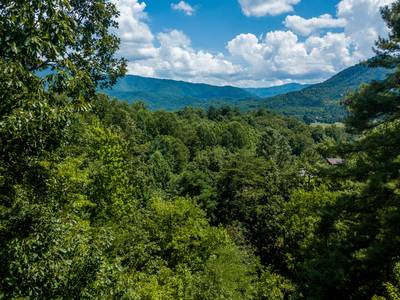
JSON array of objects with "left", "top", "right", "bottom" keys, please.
[
  {"left": 243, "top": 64, "right": 392, "bottom": 123},
  {"left": 102, "top": 64, "right": 392, "bottom": 123},
  {"left": 103, "top": 75, "right": 257, "bottom": 110},
  {"left": 103, "top": 75, "right": 313, "bottom": 111},
  {"left": 245, "top": 83, "right": 311, "bottom": 98}
]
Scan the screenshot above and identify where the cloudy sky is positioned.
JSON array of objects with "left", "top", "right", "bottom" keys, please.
[{"left": 113, "top": 0, "right": 394, "bottom": 87}]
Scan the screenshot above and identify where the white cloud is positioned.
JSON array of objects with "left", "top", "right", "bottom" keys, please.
[
  {"left": 112, "top": 0, "right": 157, "bottom": 60},
  {"left": 171, "top": 1, "right": 195, "bottom": 16},
  {"left": 238, "top": 0, "right": 301, "bottom": 17},
  {"left": 227, "top": 30, "right": 360, "bottom": 82},
  {"left": 127, "top": 30, "right": 241, "bottom": 85},
  {"left": 112, "top": 0, "right": 239, "bottom": 85},
  {"left": 157, "top": 30, "right": 191, "bottom": 48},
  {"left": 284, "top": 14, "right": 347, "bottom": 36},
  {"left": 112, "top": 0, "right": 395, "bottom": 87},
  {"left": 283, "top": 0, "right": 394, "bottom": 55},
  {"left": 226, "top": 0, "right": 394, "bottom": 85},
  {"left": 337, "top": 0, "right": 395, "bottom": 58}
]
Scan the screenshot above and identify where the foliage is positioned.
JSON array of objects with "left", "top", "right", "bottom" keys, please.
[
  {"left": 0, "top": 0, "right": 126, "bottom": 93},
  {"left": 274, "top": 2, "right": 400, "bottom": 299},
  {"left": 2, "top": 0, "right": 400, "bottom": 298}
]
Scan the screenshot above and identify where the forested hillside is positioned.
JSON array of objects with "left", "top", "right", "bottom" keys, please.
[
  {"left": 103, "top": 75, "right": 257, "bottom": 110},
  {"left": 1, "top": 0, "right": 400, "bottom": 299},
  {"left": 245, "top": 64, "right": 392, "bottom": 123},
  {"left": 245, "top": 83, "right": 310, "bottom": 98},
  {"left": 102, "top": 65, "right": 391, "bottom": 124}
]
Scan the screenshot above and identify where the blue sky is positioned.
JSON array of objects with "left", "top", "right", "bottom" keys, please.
[
  {"left": 114, "top": 0, "right": 393, "bottom": 87},
  {"left": 146, "top": 0, "right": 338, "bottom": 53}
]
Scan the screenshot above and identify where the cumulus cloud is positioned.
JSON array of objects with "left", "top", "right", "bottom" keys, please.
[
  {"left": 127, "top": 30, "right": 241, "bottom": 85},
  {"left": 284, "top": 14, "right": 347, "bottom": 36},
  {"left": 112, "top": 0, "right": 240, "bottom": 85},
  {"left": 337, "top": 0, "right": 395, "bottom": 58},
  {"left": 112, "top": 0, "right": 157, "bottom": 60},
  {"left": 227, "top": 30, "right": 360, "bottom": 82},
  {"left": 283, "top": 0, "right": 394, "bottom": 55},
  {"left": 171, "top": 1, "right": 195, "bottom": 16},
  {"left": 226, "top": 0, "right": 394, "bottom": 84},
  {"left": 238, "top": 0, "right": 301, "bottom": 17},
  {"left": 112, "top": 0, "right": 395, "bottom": 87}
]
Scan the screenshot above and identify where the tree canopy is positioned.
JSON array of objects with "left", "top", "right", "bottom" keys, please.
[{"left": 1, "top": 0, "right": 400, "bottom": 299}]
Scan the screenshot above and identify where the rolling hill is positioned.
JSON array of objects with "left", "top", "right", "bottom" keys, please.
[
  {"left": 103, "top": 75, "right": 257, "bottom": 110},
  {"left": 245, "top": 83, "right": 310, "bottom": 98},
  {"left": 102, "top": 75, "right": 314, "bottom": 111},
  {"left": 102, "top": 64, "right": 392, "bottom": 123},
  {"left": 241, "top": 64, "right": 392, "bottom": 123}
]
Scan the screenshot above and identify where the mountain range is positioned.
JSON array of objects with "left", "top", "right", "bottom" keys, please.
[
  {"left": 241, "top": 64, "right": 392, "bottom": 123},
  {"left": 103, "top": 64, "right": 392, "bottom": 123},
  {"left": 103, "top": 76, "right": 256, "bottom": 111},
  {"left": 244, "top": 83, "right": 311, "bottom": 98}
]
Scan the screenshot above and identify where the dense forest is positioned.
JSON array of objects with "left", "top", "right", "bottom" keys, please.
[{"left": 1, "top": 0, "right": 399, "bottom": 299}]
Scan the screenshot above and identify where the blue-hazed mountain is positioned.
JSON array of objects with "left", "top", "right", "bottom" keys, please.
[
  {"left": 241, "top": 64, "right": 393, "bottom": 123},
  {"left": 102, "top": 75, "right": 258, "bottom": 110},
  {"left": 102, "top": 64, "right": 392, "bottom": 123},
  {"left": 102, "top": 75, "right": 313, "bottom": 110},
  {"left": 245, "top": 83, "right": 310, "bottom": 98}
]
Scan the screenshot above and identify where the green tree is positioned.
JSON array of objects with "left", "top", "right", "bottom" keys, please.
[
  {"left": 0, "top": 0, "right": 126, "bottom": 95},
  {"left": 342, "top": 1, "right": 400, "bottom": 296},
  {"left": 0, "top": 0, "right": 126, "bottom": 199},
  {"left": 256, "top": 127, "right": 292, "bottom": 165},
  {"left": 216, "top": 150, "right": 302, "bottom": 266},
  {"left": 385, "top": 263, "right": 400, "bottom": 300},
  {"left": 288, "top": 2, "right": 400, "bottom": 298},
  {"left": 0, "top": 0, "right": 126, "bottom": 297},
  {"left": 220, "top": 121, "right": 252, "bottom": 151},
  {"left": 151, "top": 135, "right": 190, "bottom": 173}
]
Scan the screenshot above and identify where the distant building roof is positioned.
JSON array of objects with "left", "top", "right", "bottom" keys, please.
[{"left": 326, "top": 158, "right": 345, "bottom": 165}]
